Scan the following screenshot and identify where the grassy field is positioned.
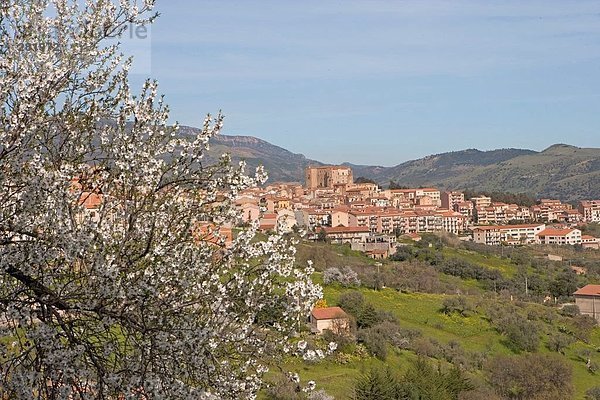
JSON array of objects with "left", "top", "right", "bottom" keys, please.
[
  {"left": 287, "top": 283, "right": 600, "bottom": 399},
  {"left": 275, "top": 239, "right": 600, "bottom": 399},
  {"left": 442, "top": 247, "right": 519, "bottom": 277}
]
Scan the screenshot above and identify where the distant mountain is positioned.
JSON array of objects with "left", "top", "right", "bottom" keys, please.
[
  {"left": 181, "top": 125, "right": 600, "bottom": 201},
  {"left": 178, "top": 126, "right": 322, "bottom": 183},
  {"left": 345, "top": 148, "right": 537, "bottom": 185},
  {"left": 361, "top": 145, "right": 600, "bottom": 201}
]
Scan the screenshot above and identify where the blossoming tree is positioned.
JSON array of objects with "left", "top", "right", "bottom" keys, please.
[{"left": 0, "top": 1, "right": 321, "bottom": 398}]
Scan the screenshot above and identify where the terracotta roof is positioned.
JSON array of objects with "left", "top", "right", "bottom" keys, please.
[
  {"left": 311, "top": 306, "right": 348, "bottom": 320},
  {"left": 582, "top": 235, "right": 598, "bottom": 241},
  {"left": 536, "top": 228, "right": 577, "bottom": 237},
  {"left": 574, "top": 285, "right": 600, "bottom": 296},
  {"left": 78, "top": 192, "right": 103, "bottom": 209}
]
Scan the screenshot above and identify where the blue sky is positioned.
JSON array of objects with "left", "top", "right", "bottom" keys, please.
[{"left": 132, "top": 0, "right": 600, "bottom": 166}]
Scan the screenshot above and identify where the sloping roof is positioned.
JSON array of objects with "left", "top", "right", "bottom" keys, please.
[
  {"left": 574, "top": 285, "right": 600, "bottom": 296},
  {"left": 78, "top": 192, "right": 103, "bottom": 209},
  {"left": 311, "top": 306, "right": 348, "bottom": 320},
  {"left": 536, "top": 228, "right": 577, "bottom": 237}
]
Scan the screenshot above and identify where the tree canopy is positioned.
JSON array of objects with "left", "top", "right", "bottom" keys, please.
[{"left": 0, "top": 1, "right": 320, "bottom": 398}]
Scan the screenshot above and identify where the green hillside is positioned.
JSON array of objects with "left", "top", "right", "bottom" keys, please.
[
  {"left": 263, "top": 236, "right": 600, "bottom": 399},
  {"left": 360, "top": 144, "right": 600, "bottom": 201}
]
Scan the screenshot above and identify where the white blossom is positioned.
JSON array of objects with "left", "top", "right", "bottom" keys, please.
[{"left": 0, "top": 1, "right": 320, "bottom": 399}]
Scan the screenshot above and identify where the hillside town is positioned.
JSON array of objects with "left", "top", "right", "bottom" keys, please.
[{"left": 231, "top": 165, "right": 600, "bottom": 258}]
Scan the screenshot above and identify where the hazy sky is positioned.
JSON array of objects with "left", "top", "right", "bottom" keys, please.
[{"left": 131, "top": 0, "right": 600, "bottom": 166}]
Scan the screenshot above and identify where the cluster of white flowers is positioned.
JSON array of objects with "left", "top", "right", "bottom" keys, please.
[
  {"left": 293, "top": 339, "right": 338, "bottom": 362},
  {"left": 0, "top": 1, "right": 320, "bottom": 399}
]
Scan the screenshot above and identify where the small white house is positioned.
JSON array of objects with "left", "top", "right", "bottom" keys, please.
[{"left": 310, "top": 307, "right": 350, "bottom": 335}]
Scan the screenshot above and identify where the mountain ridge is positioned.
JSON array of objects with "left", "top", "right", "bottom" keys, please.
[{"left": 178, "top": 125, "right": 600, "bottom": 201}]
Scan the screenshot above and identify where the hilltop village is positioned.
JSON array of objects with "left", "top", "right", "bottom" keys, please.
[{"left": 233, "top": 165, "right": 600, "bottom": 258}]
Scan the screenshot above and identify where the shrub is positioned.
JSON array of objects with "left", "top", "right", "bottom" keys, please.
[
  {"left": 546, "top": 332, "right": 575, "bottom": 354},
  {"left": 441, "top": 296, "right": 473, "bottom": 317},
  {"left": 398, "top": 358, "right": 473, "bottom": 399},
  {"left": 490, "top": 310, "right": 540, "bottom": 352},
  {"left": 503, "top": 317, "right": 540, "bottom": 352},
  {"left": 357, "top": 328, "right": 389, "bottom": 360},
  {"left": 411, "top": 337, "right": 442, "bottom": 358},
  {"left": 486, "top": 353, "right": 573, "bottom": 400},
  {"left": 337, "top": 291, "right": 381, "bottom": 328},
  {"left": 337, "top": 291, "right": 365, "bottom": 320},
  {"left": 307, "top": 390, "right": 334, "bottom": 400},
  {"left": 389, "top": 261, "right": 444, "bottom": 293},
  {"left": 389, "top": 246, "right": 416, "bottom": 262},
  {"left": 572, "top": 314, "right": 598, "bottom": 342},
  {"left": 586, "top": 386, "right": 600, "bottom": 400}
]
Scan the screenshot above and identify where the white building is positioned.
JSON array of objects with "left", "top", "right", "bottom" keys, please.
[
  {"left": 472, "top": 224, "right": 546, "bottom": 246},
  {"left": 536, "top": 228, "right": 582, "bottom": 245}
]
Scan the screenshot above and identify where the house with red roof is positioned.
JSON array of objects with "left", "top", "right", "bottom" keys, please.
[
  {"left": 574, "top": 285, "right": 600, "bottom": 323},
  {"left": 310, "top": 306, "right": 350, "bottom": 335},
  {"left": 582, "top": 235, "right": 600, "bottom": 250},
  {"left": 535, "top": 228, "right": 582, "bottom": 245}
]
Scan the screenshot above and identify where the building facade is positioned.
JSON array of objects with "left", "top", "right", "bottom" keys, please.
[{"left": 305, "top": 166, "right": 353, "bottom": 190}]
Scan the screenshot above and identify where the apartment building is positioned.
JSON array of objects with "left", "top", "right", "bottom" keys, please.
[
  {"left": 348, "top": 208, "right": 382, "bottom": 233},
  {"left": 441, "top": 191, "right": 465, "bottom": 210},
  {"left": 296, "top": 208, "right": 331, "bottom": 230},
  {"left": 530, "top": 199, "right": 572, "bottom": 222},
  {"left": 439, "top": 211, "right": 468, "bottom": 234},
  {"left": 475, "top": 203, "right": 530, "bottom": 225},
  {"left": 455, "top": 201, "right": 475, "bottom": 221},
  {"left": 373, "top": 209, "right": 403, "bottom": 235},
  {"left": 421, "top": 188, "right": 442, "bottom": 206},
  {"left": 321, "top": 226, "right": 371, "bottom": 244},
  {"left": 536, "top": 228, "right": 582, "bottom": 245},
  {"left": 582, "top": 235, "right": 600, "bottom": 250},
  {"left": 471, "top": 196, "right": 492, "bottom": 208},
  {"left": 472, "top": 224, "right": 546, "bottom": 246},
  {"left": 579, "top": 200, "right": 600, "bottom": 223},
  {"left": 384, "top": 188, "right": 441, "bottom": 206},
  {"left": 327, "top": 208, "right": 346, "bottom": 227},
  {"left": 558, "top": 209, "right": 584, "bottom": 224},
  {"left": 345, "top": 182, "right": 379, "bottom": 198}
]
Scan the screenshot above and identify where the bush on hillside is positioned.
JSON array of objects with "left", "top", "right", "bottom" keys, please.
[
  {"left": 441, "top": 296, "right": 474, "bottom": 317},
  {"left": 486, "top": 353, "right": 573, "bottom": 400}
]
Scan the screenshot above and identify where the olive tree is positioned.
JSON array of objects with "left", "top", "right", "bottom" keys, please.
[{"left": 0, "top": 1, "right": 320, "bottom": 399}]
